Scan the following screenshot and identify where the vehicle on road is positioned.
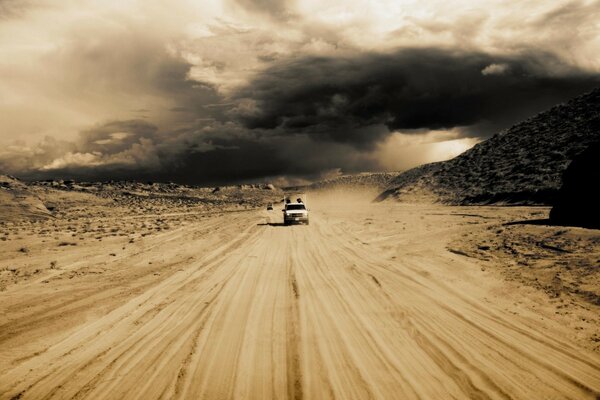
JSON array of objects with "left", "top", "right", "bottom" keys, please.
[
  {"left": 283, "top": 201, "right": 309, "bottom": 225},
  {"left": 267, "top": 204, "right": 273, "bottom": 210}
]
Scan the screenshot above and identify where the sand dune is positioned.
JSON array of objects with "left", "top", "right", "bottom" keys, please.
[{"left": 0, "top": 194, "right": 598, "bottom": 399}]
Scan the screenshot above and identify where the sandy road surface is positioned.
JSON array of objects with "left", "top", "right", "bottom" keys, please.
[{"left": 1, "top": 200, "right": 599, "bottom": 399}]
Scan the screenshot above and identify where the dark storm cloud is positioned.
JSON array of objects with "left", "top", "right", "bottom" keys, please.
[
  {"left": 18, "top": 118, "right": 377, "bottom": 186},
  {"left": 231, "top": 0, "right": 296, "bottom": 19},
  {"left": 5, "top": 43, "right": 600, "bottom": 185},
  {"left": 234, "top": 48, "right": 600, "bottom": 145},
  {"left": 138, "top": 135, "right": 376, "bottom": 186},
  {"left": 0, "top": 16, "right": 383, "bottom": 185}
]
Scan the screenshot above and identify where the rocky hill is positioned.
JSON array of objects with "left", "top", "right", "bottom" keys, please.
[
  {"left": 377, "top": 88, "right": 600, "bottom": 204},
  {"left": 0, "top": 175, "right": 52, "bottom": 221}
]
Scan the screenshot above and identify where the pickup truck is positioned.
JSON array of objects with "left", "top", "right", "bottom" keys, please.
[{"left": 283, "top": 202, "right": 309, "bottom": 225}]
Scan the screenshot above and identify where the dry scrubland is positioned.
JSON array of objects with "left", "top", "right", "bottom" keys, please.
[
  {"left": 0, "top": 184, "right": 599, "bottom": 399},
  {"left": 0, "top": 180, "right": 282, "bottom": 291}
]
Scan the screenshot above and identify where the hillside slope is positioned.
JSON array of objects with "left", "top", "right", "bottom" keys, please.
[{"left": 377, "top": 88, "right": 600, "bottom": 204}]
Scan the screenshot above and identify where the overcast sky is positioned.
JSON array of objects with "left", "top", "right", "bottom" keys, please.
[{"left": 1, "top": 0, "right": 599, "bottom": 185}]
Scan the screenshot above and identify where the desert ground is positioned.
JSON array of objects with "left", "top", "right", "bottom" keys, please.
[{"left": 1, "top": 190, "right": 599, "bottom": 399}]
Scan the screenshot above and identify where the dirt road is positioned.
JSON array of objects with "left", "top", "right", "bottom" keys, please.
[{"left": 1, "top": 199, "right": 599, "bottom": 399}]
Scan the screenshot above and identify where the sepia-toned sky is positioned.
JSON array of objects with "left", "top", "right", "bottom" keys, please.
[{"left": 1, "top": 0, "right": 599, "bottom": 185}]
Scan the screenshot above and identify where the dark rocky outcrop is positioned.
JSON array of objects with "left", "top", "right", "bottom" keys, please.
[{"left": 549, "top": 143, "right": 600, "bottom": 229}]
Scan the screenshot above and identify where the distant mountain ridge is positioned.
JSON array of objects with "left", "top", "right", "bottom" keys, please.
[{"left": 377, "top": 88, "right": 600, "bottom": 204}]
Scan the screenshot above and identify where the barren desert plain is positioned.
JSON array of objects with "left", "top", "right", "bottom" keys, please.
[
  {"left": 0, "top": 186, "right": 598, "bottom": 399},
  {"left": 2, "top": 0, "right": 600, "bottom": 398}
]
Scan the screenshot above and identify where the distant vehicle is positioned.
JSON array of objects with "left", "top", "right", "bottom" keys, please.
[
  {"left": 267, "top": 204, "right": 273, "bottom": 210},
  {"left": 283, "top": 201, "right": 309, "bottom": 225}
]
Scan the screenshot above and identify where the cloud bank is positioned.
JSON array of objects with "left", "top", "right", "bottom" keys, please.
[{"left": 1, "top": 0, "right": 599, "bottom": 184}]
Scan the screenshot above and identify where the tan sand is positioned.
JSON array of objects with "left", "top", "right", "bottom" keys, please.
[{"left": 0, "top": 194, "right": 598, "bottom": 399}]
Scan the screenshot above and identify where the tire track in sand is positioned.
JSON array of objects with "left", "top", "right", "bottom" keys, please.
[{"left": 1, "top": 208, "right": 599, "bottom": 399}]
